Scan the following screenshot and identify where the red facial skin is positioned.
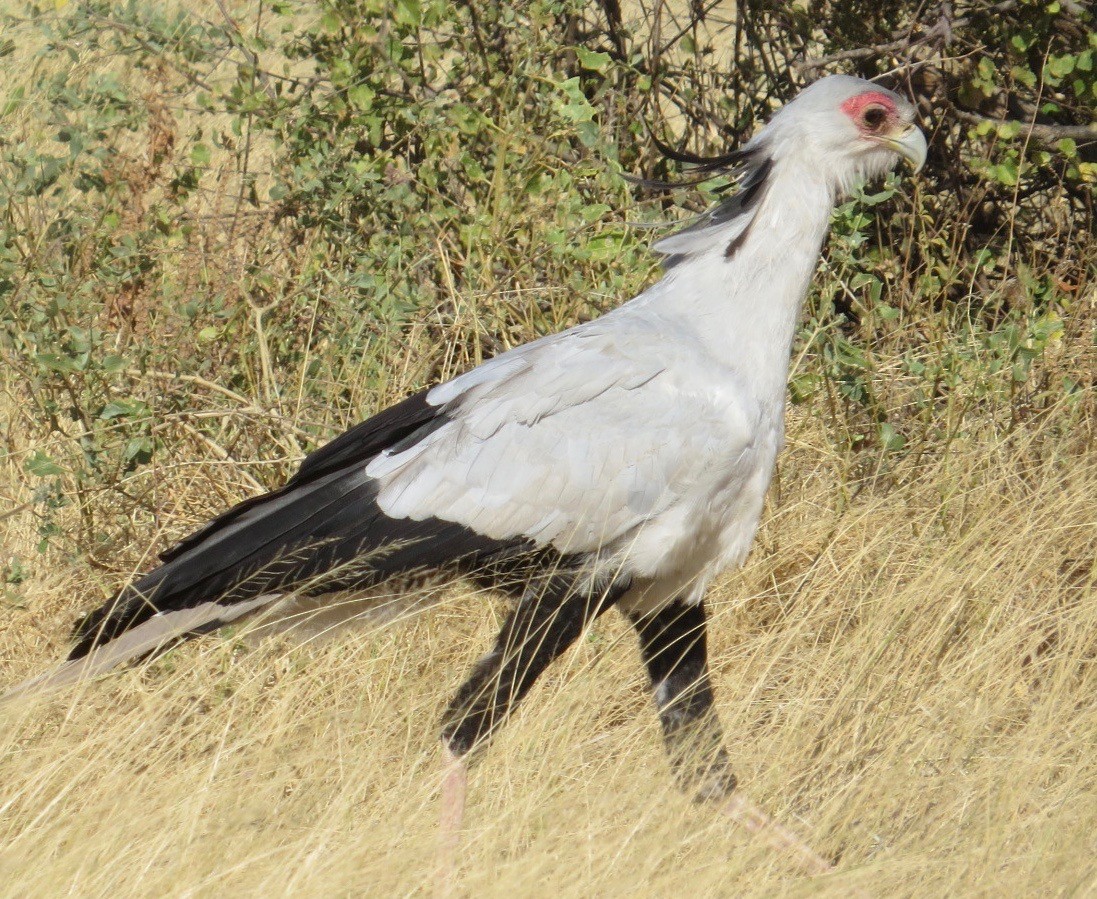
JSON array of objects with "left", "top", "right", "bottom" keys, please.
[{"left": 840, "top": 91, "right": 900, "bottom": 135}]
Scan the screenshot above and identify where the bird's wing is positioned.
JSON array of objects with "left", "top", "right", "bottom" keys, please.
[
  {"left": 367, "top": 317, "right": 757, "bottom": 555},
  {"left": 56, "top": 314, "right": 757, "bottom": 668}
]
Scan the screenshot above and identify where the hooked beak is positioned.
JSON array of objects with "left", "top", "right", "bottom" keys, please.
[{"left": 882, "top": 124, "right": 928, "bottom": 173}]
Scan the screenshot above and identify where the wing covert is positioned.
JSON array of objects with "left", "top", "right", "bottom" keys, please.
[{"left": 366, "top": 321, "right": 756, "bottom": 555}]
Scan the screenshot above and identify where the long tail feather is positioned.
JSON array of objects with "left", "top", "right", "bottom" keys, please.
[
  {"left": 67, "top": 468, "right": 527, "bottom": 661},
  {"left": 56, "top": 388, "right": 530, "bottom": 669},
  {"left": 2, "top": 593, "right": 280, "bottom": 702}
]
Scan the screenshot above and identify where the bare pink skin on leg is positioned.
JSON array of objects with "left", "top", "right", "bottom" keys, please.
[
  {"left": 721, "top": 792, "right": 834, "bottom": 876},
  {"left": 435, "top": 744, "right": 467, "bottom": 897}
]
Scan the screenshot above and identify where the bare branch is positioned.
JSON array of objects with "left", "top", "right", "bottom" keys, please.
[
  {"left": 794, "top": 1, "right": 1019, "bottom": 73},
  {"left": 211, "top": 0, "right": 278, "bottom": 102},
  {"left": 952, "top": 109, "right": 1097, "bottom": 145}
]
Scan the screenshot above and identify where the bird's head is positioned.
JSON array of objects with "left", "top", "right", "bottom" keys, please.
[
  {"left": 763, "top": 75, "right": 927, "bottom": 195},
  {"left": 648, "top": 75, "right": 927, "bottom": 264}
]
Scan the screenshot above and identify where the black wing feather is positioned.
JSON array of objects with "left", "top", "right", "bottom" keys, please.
[
  {"left": 70, "top": 387, "right": 529, "bottom": 660},
  {"left": 159, "top": 388, "right": 439, "bottom": 564}
]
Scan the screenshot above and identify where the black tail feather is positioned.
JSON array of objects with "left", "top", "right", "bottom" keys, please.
[
  {"left": 69, "top": 497, "right": 531, "bottom": 661},
  {"left": 69, "top": 472, "right": 531, "bottom": 661},
  {"left": 68, "top": 388, "right": 533, "bottom": 661}
]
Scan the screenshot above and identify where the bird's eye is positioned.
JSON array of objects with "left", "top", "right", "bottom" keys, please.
[{"left": 862, "top": 105, "right": 887, "bottom": 130}]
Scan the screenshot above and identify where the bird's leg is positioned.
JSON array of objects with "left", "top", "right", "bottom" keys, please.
[
  {"left": 630, "top": 599, "right": 834, "bottom": 876},
  {"left": 435, "top": 572, "right": 627, "bottom": 888},
  {"left": 435, "top": 743, "right": 466, "bottom": 898},
  {"left": 629, "top": 599, "right": 736, "bottom": 799},
  {"left": 442, "top": 572, "right": 625, "bottom": 757}
]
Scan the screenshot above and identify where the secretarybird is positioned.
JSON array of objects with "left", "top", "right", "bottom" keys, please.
[{"left": 8, "top": 75, "right": 926, "bottom": 872}]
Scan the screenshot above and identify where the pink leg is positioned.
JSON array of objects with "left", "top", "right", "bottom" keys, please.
[
  {"left": 435, "top": 743, "right": 467, "bottom": 897},
  {"left": 720, "top": 792, "right": 834, "bottom": 876}
]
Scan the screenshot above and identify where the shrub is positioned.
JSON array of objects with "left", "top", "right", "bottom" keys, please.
[{"left": 0, "top": 0, "right": 1092, "bottom": 567}]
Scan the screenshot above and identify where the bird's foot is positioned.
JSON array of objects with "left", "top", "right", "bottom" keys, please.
[
  {"left": 675, "top": 746, "right": 834, "bottom": 876},
  {"left": 668, "top": 740, "right": 738, "bottom": 802},
  {"left": 677, "top": 756, "right": 739, "bottom": 802},
  {"left": 718, "top": 790, "right": 835, "bottom": 876}
]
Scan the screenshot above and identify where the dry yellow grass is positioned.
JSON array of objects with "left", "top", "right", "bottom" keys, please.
[{"left": 2, "top": 397, "right": 1095, "bottom": 897}]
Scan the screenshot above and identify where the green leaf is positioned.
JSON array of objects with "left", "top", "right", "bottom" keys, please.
[
  {"left": 788, "top": 372, "right": 819, "bottom": 404},
  {"left": 576, "top": 121, "right": 600, "bottom": 148},
  {"left": 575, "top": 47, "right": 611, "bottom": 73},
  {"left": 1, "top": 85, "right": 23, "bottom": 118},
  {"left": 989, "top": 159, "right": 1019, "bottom": 186},
  {"left": 100, "top": 400, "right": 146, "bottom": 420},
  {"left": 1011, "top": 66, "right": 1036, "bottom": 89},
  {"left": 1046, "top": 55, "right": 1075, "bottom": 79},
  {"left": 556, "top": 78, "right": 595, "bottom": 123},
  {"left": 36, "top": 352, "right": 75, "bottom": 373},
  {"left": 25, "top": 451, "right": 64, "bottom": 477},
  {"left": 123, "top": 437, "right": 154, "bottom": 465},
  {"left": 879, "top": 423, "right": 906, "bottom": 453},
  {"left": 191, "top": 143, "right": 211, "bottom": 166},
  {"left": 581, "top": 233, "right": 623, "bottom": 261},
  {"left": 859, "top": 188, "right": 894, "bottom": 205},
  {"left": 579, "top": 203, "right": 611, "bottom": 223},
  {"left": 393, "top": 0, "right": 421, "bottom": 26},
  {"left": 348, "top": 84, "right": 375, "bottom": 110}
]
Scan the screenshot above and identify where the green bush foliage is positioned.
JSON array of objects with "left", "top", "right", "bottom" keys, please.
[{"left": 0, "top": 0, "right": 1092, "bottom": 568}]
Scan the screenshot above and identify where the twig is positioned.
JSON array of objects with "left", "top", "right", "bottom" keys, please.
[
  {"left": 131, "top": 369, "right": 256, "bottom": 407},
  {"left": 211, "top": 0, "right": 278, "bottom": 102},
  {"left": 127, "top": 369, "right": 318, "bottom": 442},
  {"left": 952, "top": 108, "right": 1097, "bottom": 145},
  {"left": 794, "top": 1, "right": 1018, "bottom": 72},
  {"left": 656, "top": 0, "right": 726, "bottom": 59},
  {"left": 175, "top": 420, "right": 266, "bottom": 492},
  {"left": 84, "top": 14, "right": 216, "bottom": 92},
  {"left": 0, "top": 500, "right": 34, "bottom": 523}
]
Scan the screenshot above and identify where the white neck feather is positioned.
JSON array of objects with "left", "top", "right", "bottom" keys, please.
[{"left": 640, "top": 156, "right": 835, "bottom": 409}]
